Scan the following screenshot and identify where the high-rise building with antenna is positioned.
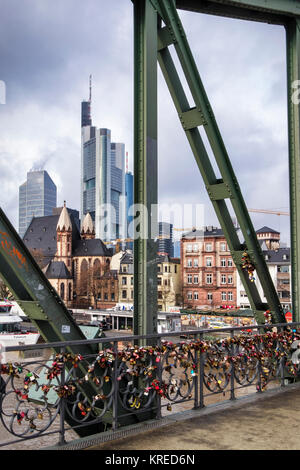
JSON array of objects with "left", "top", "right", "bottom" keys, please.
[{"left": 80, "top": 77, "right": 126, "bottom": 241}]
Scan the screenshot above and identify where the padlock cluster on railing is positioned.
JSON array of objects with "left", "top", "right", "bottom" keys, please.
[{"left": 1, "top": 325, "right": 300, "bottom": 443}]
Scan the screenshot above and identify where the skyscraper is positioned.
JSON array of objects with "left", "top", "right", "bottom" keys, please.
[
  {"left": 81, "top": 78, "right": 125, "bottom": 241},
  {"left": 19, "top": 170, "right": 57, "bottom": 238},
  {"left": 158, "top": 222, "right": 174, "bottom": 257}
]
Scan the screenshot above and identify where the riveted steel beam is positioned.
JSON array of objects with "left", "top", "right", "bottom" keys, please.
[
  {"left": 176, "top": 0, "right": 300, "bottom": 24},
  {"left": 151, "top": 0, "right": 285, "bottom": 323},
  {"left": 156, "top": 26, "right": 266, "bottom": 320},
  {"left": 133, "top": 0, "right": 158, "bottom": 337},
  {"left": 286, "top": 18, "right": 300, "bottom": 321}
]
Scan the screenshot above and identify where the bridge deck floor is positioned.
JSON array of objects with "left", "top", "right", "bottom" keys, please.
[{"left": 86, "top": 383, "right": 300, "bottom": 451}]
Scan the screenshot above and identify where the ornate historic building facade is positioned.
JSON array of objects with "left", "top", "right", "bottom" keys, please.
[{"left": 23, "top": 204, "right": 118, "bottom": 309}]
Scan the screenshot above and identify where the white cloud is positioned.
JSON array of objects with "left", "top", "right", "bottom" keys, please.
[{"left": 0, "top": 0, "right": 291, "bottom": 246}]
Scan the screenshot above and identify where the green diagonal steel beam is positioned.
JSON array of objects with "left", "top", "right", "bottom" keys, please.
[
  {"left": 286, "top": 18, "right": 300, "bottom": 322},
  {"left": 157, "top": 37, "right": 265, "bottom": 321},
  {"left": 152, "top": 0, "right": 285, "bottom": 323},
  {"left": 0, "top": 208, "right": 94, "bottom": 353}
]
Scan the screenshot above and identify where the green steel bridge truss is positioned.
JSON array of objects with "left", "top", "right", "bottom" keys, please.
[
  {"left": 0, "top": 0, "right": 297, "bottom": 342},
  {"left": 0, "top": 0, "right": 298, "bottom": 436},
  {"left": 133, "top": 0, "right": 300, "bottom": 335}
]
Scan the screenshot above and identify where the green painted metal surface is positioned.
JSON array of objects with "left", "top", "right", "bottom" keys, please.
[
  {"left": 150, "top": 0, "right": 285, "bottom": 324},
  {"left": 176, "top": 0, "right": 300, "bottom": 24},
  {"left": 133, "top": 0, "right": 158, "bottom": 337},
  {"left": 286, "top": 18, "right": 300, "bottom": 321},
  {"left": 0, "top": 208, "right": 94, "bottom": 354}
]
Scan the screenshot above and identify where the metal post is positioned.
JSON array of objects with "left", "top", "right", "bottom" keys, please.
[
  {"left": 230, "top": 329, "right": 236, "bottom": 400},
  {"left": 133, "top": 0, "right": 158, "bottom": 337},
  {"left": 58, "top": 347, "right": 66, "bottom": 446},
  {"left": 286, "top": 18, "right": 300, "bottom": 322},
  {"left": 112, "top": 340, "right": 119, "bottom": 431},
  {"left": 199, "top": 332, "right": 205, "bottom": 408}
]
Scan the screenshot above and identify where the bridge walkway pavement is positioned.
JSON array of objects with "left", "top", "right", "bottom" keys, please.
[{"left": 82, "top": 383, "right": 300, "bottom": 451}]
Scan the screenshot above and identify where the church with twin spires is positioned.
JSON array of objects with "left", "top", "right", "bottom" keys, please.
[{"left": 23, "top": 203, "right": 119, "bottom": 309}]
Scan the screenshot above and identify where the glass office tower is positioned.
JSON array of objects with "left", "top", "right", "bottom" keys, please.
[
  {"left": 158, "top": 222, "right": 174, "bottom": 257},
  {"left": 19, "top": 170, "right": 57, "bottom": 238},
  {"left": 81, "top": 93, "right": 125, "bottom": 241}
]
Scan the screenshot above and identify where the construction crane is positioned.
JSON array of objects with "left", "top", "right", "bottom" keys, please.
[
  {"left": 248, "top": 209, "right": 289, "bottom": 216},
  {"left": 171, "top": 208, "right": 290, "bottom": 233}
]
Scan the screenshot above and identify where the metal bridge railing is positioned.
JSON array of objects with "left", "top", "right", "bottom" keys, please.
[{"left": 1, "top": 322, "right": 300, "bottom": 448}]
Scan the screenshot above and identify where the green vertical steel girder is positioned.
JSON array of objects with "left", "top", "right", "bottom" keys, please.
[
  {"left": 286, "top": 18, "right": 300, "bottom": 322},
  {"left": 133, "top": 0, "right": 158, "bottom": 336}
]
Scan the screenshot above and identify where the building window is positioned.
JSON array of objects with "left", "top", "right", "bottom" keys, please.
[
  {"left": 131, "top": 277, "right": 133, "bottom": 285},
  {"left": 174, "top": 265, "right": 177, "bottom": 273},
  {"left": 158, "top": 291, "right": 163, "bottom": 299},
  {"left": 206, "top": 257, "right": 212, "bottom": 267},
  {"left": 165, "top": 265, "right": 168, "bottom": 273},
  {"left": 194, "top": 275, "right": 199, "bottom": 284},
  {"left": 157, "top": 277, "right": 162, "bottom": 286},
  {"left": 205, "top": 243, "right": 212, "bottom": 252},
  {"left": 187, "top": 244, "right": 192, "bottom": 252},
  {"left": 60, "top": 283, "right": 65, "bottom": 300},
  {"left": 228, "top": 275, "right": 233, "bottom": 284},
  {"left": 221, "top": 291, "right": 227, "bottom": 301},
  {"left": 206, "top": 274, "right": 212, "bottom": 284},
  {"left": 104, "top": 293, "right": 108, "bottom": 300},
  {"left": 228, "top": 259, "right": 233, "bottom": 267},
  {"left": 194, "top": 291, "right": 198, "bottom": 300},
  {"left": 122, "top": 290, "right": 127, "bottom": 299},
  {"left": 187, "top": 259, "right": 192, "bottom": 267},
  {"left": 228, "top": 291, "right": 233, "bottom": 301},
  {"left": 194, "top": 258, "right": 199, "bottom": 267},
  {"left": 111, "top": 293, "right": 115, "bottom": 301},
  {"left": 187, "top": 292, "right": 193, "bottom": 300},
  {"left": 122, "top": 277, "right": 127, "bottom": 285},
  {"left": 221, "top": 274, "right": 226, "bottom": 284},
  {"left": 122, "top": 266, "right": 127, "bottom": 273},
  {"left": 221, "top": 258, "right": 226, "bottom": 267},
  {"left": 187, "top": 274, "right": 193, "bottom": 284},
  {"left": 278, "top": 265, "right": 289, "bottom": 273},
  {"left": 220, "top": 242, "right": 226, "bottom": 252},
  {"left": 158, "top": 265, "right": 161, "bottom": 273},
  {"left": 193, "top": 244, "right": 199, "bottom": 252},
  {"left": 207, "top": 293, "right": 213, "bottom": 301}
]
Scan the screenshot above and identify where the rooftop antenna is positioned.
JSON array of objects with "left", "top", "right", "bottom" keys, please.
[{"left": 89, "top": 74, "right": 92, "bottom": 103}]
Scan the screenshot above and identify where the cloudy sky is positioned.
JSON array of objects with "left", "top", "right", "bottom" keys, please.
[{"left": 0, "top": 0, "right": 290, "bottom": 245}]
